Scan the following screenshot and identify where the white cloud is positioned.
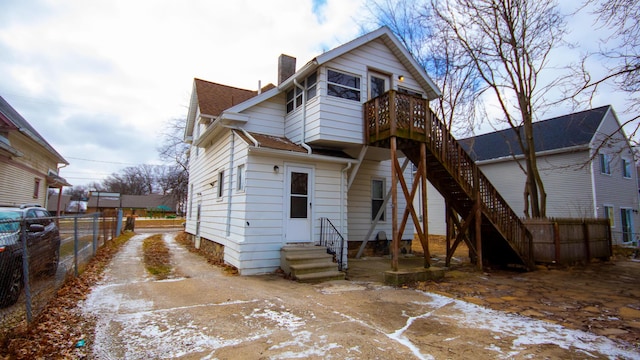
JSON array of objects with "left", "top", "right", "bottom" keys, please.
[{"left": 0, "top": 0, "right": 367, "bottom": 186}]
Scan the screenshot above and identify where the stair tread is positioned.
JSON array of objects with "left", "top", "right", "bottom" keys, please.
[
  {"left": 295, "top": 270, "right": 345, "bottom": 282},
  {"left": 285, "top": 253, "right": 333, "bottom": 261},
  {"left": 290, "top": 261, "right": 337, "bottom": 270}
]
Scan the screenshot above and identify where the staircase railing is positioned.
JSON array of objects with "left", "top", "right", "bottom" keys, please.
[
  {"left": 364, "top": 91, "right": 533, "bottom": 266},
  {"left": 318, "top": 217, "right": 345, "bottom": 271}
]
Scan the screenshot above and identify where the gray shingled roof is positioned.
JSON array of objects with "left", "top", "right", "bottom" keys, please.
[
  {"left": 459, "top": 106, "right": 610, "bottom": 161},
  {"left": 0, "top": 95, "right": 68, "bottom": 164}
]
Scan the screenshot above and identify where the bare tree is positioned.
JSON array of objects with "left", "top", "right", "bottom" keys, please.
[
  {"left": 157, "top": 117, "right": 189, "bottom": 215},
  {"left": 572, "top": 0, "right": 640, "bottom": 141},
  {"left": 63, "top": 185, "right": 90, "bottom": 200},
  {"left": 367, "top": 0, "right": 480, "bottom": 135},
  {"left": 433, "top": 0, "right": 568, "bottom": 218}
]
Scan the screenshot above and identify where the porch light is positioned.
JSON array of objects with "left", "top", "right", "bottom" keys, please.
[
  {"left": 273, "top": 165, "right": 280, "bottom": 174},
  {"left": 398, "top": 75, "right": 405, "bottom": 82}
]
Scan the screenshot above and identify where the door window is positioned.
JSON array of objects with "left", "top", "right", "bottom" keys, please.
[
  {"left": 370, "top": 75, "right": 386, "bottom": 99},
  {"left": 290, "top": 172, "right": 308, "bottom": 219}
]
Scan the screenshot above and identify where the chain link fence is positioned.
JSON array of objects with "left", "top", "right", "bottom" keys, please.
[{"left": 0, "top": 212, "right": 120, "bottom": 341}]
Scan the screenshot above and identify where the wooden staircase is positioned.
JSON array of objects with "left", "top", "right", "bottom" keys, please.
[
  {"left": 364, "top": 91, "right": 534, "bottom": 269},
  {"left": 280, "top": 245, "right": 345, "bottom": 283}
]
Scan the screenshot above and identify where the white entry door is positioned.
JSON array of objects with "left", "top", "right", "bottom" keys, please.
[{"left": 285, "top": 166, "right": 313, "bottom": 242}]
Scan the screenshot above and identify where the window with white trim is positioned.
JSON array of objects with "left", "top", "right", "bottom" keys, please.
[
  {"left": 217, "top": 171, "right": 225, "bottom": 198},
  {"left": 599, "top": 153, "right": 611, "bottom": 175},
  {"left": 604, "top": 205, "right": 614, "bottom": 227},
  {"left": 285, "top": 72, "right": 317, "bottom": 114},
  {"left": 371, "top": 178, "right": 385, "bottom": 221},
  {"left": 328, "top": 69, "right": 361, "bottom": 101},
  {"left": 621, "top": 208, "right": 633, "bottom": 242},
  {"left": 237, "top": 164, "right": 245, "bottom": 191},
  {"left": 622, "top": 158, "right": 632, "bottom": 178}
]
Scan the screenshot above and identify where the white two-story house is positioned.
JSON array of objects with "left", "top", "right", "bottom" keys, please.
[
  {"left": 456, "top": 106, "right": 639, "bottom": 245},
  {"left": 184, "top": 27, "right": 444, "bottom": 275}
]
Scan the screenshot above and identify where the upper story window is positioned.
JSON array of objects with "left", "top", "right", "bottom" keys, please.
[
  {"left": 286, "top": 72, "right": 317, "bottom": 114},
  {"left": 622, "top": 158, "right": 632, "bottom": 178},
  {"left": 599, "top": 153, "right": 611, "bottom": 175},
  {"left": 328, "top": 69, "right": 361, "bottom": 101}
]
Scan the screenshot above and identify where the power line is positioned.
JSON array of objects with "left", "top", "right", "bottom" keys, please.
[{"left": 65, "top": 156, "right": 139, "bottom": 165}]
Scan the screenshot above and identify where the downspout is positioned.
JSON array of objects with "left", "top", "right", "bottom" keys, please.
[
  {"left": 340, "top": 162, "right": 351, "bottom": 269},
  {"left": 293, "top": 79, "right": 312, "bottom": 154}
]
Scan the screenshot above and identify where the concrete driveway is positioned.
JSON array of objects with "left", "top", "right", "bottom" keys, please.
[{"left": 81, "top": 233, "right": 638, "bottom": 359}]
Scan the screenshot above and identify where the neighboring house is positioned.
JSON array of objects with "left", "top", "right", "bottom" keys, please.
[
  {"left": 48, "top": 194, "right": 178, "bottom": 217},
  {"left": 439, "top": 105, "right": 638, "bottom": 245},
  {"left": 0, "top": 95, "right": 70, "bottom": 208},
  {"left": 184, "top": 27, "right": 444, "bottom": 275}
]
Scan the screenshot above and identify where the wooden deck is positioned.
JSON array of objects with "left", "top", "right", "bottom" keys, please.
[{"left": 364, "top": 90, "right": 534, "bottom": 270}]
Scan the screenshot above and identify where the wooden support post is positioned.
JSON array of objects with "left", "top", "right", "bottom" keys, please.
[
  {"left": 421, "top": 142, "right": 430, "bottom": 268},
  {"left": 391, "top": 136, "right": 399, "bottom": 271},
  {"left": 475, "top": 196, "right": 483, "bottom": 270}
]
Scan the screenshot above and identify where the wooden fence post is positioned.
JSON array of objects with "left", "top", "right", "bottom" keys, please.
[{"left": 553, "top": 220, "right": 560, "bottom": 264}]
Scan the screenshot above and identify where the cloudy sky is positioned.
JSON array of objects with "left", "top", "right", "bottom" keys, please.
[
  {"left": 0, "top": 0, "right": 631, "bottom": 188},
  {"left": 0, "top": 0, "right": 367, "bottom": 186}
]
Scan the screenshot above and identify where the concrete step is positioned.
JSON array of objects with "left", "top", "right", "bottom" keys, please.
[
  {"left": 295, "top": 270, "right": 346, "bottom": 283},
  {"left": 281, "top": 245, "right": 329, "bottom": 257},
  {"left": 284, "top": 252, "right": 334, "bottom": 264},
  {"left": 289, "top": 261, "right": 338, "bottom": 275}
]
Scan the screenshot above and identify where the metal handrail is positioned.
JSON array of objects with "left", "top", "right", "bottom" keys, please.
[{"left": 319, "top": 217, "right": 345, "bottom": 271}]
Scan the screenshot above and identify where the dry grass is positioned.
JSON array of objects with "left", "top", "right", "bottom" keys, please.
[
  {"left": 0, "top": 232, "right": 135, "bottom": 359},
  {"left": 142, "top": 234, "right": 172, "bottom": 279}
]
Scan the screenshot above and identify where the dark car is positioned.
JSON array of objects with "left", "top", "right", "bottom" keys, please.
[{"left": 0, "top": 205, "right": 61, "bottom": 307}]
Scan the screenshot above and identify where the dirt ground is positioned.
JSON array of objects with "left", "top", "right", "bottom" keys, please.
[
  {"left": 397, "top": 238, "right": 640, "bottom": 346},
  {"left": 78, "top": 233, "right": 639, "bottom": 359}
]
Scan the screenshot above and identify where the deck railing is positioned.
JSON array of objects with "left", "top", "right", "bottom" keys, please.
[{"left": 364, "top": 90, "right": 533, "bottom": 266}]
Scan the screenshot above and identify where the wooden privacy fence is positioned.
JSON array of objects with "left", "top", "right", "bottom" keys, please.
[{"left": 524, "top": 218, "right": 612, "bottom": 264}]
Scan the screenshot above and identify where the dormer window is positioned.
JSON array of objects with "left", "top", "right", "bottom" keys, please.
[
  {"left": 286, "top": 72, "right": 317, "bottom": 114},
  {"left": 328, "top": 69, "right": 361, "bottom": 101}
]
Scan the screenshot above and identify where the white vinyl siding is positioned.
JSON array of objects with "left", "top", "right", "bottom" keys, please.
[
  {"left": 348, "top": 159, "right": 414, "bottom": 242},
  {"left": 592, "top": 110, "right": 639, "bottom": 243},
  {"left": 303, "top": 38, "right": 423, "bottom": 147},
  {"left": 477, "top": 151, "right": 594, "bottom": 218},
  {"left": 241, "top": 94, "right": 287, "bottom": 137}
]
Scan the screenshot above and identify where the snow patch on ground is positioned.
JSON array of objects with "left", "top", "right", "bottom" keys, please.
[{"left": 416, "top": 291, "right": 639, "bottom": 360}]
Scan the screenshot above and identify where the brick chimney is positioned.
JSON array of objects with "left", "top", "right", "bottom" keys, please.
[{"left": 278, "top": 54, "right": 296, "bottom": 85}]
